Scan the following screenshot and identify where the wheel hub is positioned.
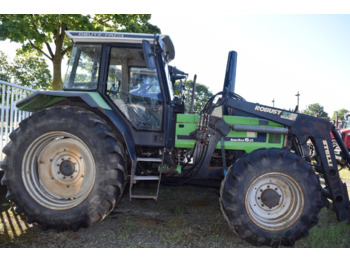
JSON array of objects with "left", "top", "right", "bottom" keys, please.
[
  {"left": 51, "top": 150, "right": 81, "bottom": 184},
  {"left": 59, "top": 160, "right": 75, "bottom": 177},
  {"left": 254, "top": 183, "right": 283, "bottom": 211},
  {"left": 260, "top": 188, "right": 281, "bottom": 208},
  {"left": 245, "top": 172, "right": 304, "bottom": 231}
]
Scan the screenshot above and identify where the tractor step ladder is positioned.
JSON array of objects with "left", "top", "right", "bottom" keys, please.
[{"left": 129, "top": 152, "right": 165, "bottom": 201}]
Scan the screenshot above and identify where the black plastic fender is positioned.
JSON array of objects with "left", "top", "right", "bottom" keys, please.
[{"left": 17, "top": 90, "right": 137, "bottom": 162}]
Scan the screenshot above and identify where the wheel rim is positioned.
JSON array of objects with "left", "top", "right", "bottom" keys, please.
[
  {"left": 245, "top": 172, "right": 304, "bottom": 231},
  {"left": 22, "top": 131, "right": 96, "bottom": 210}
]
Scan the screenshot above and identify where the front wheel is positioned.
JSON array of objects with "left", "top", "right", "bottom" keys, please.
[{"left": 220, "top": 148, "right": 322, "bottom": 246}]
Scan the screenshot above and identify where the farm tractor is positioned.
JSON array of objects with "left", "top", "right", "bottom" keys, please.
[
  {"left": 334, "top": 112, "right": 350, "bottom": 160},
  {"left": 1, "top": 31, "right": 350, "bottom": 246}
]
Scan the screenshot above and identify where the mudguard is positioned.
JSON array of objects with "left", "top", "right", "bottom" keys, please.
[
  {"left": 17, "top": 91, "right": 111, "bottom": 112},
  {"left": 17, "top": 90, "right": 137, "bottom": 161}
]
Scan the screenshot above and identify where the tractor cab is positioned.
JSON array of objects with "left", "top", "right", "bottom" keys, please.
[{"left": 62, "top": 31, "right": 186, "bottom": 147}]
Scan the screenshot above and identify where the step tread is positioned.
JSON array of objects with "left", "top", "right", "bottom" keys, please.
[
  {"left": 130, "top": 194, "right": 157, "bottom": 200},
  {"left": 133, "top": 175, "right": 160, "bottom": 181},
  {"left": 136, "top": 157, "right": 162, "bottom": 162}
]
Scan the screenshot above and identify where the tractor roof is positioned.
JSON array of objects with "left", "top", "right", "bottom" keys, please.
[{"left": 66, "top": 31, "right": 175, "bottom": 62}]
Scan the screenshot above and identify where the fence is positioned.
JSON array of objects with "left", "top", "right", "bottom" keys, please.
[{"left": 0, "top": 80, "right": 35, "bottom": 160}]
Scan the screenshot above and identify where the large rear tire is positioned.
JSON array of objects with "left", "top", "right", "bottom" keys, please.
[
  {"left": 220, "top": 148, "right": 322, "bottom": 246},
  {"left": 1, "top": 106, "right": 126, "bottom": 230}
]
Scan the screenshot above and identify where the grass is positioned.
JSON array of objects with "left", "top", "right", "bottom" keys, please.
[
  {"left": 296, "top": 168, "right": 350, "bottom": 248},
  {"left": 339, "top": 168, "right": 350, "bottom": 180},
  {"left": 0, "top": 179, "right": 349, "bottom": 248},
  {"left": 296, "top": 208, "right": 350, "bottom": 248}
]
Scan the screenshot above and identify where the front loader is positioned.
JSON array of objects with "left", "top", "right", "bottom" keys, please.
[{"left": 1, "top": 31, "right": 349, "bottom": 246}]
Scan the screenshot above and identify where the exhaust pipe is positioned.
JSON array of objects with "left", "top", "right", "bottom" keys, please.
[{"left": 223, "top": 51, "right": 238, "bottom": 98}]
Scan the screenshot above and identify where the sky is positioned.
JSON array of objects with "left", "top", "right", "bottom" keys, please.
[
  {"left": 149, "top": 14, "right": 350, "bottom": 116},
  {"left": 1, "top": 4, "right": 350, "bottom": 117}
]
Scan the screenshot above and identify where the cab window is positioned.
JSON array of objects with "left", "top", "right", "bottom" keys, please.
[{"left": 63, "top": 44, "right": 102, "bottom": 90}]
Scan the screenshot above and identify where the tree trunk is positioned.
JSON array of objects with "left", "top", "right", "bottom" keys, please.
[
  {"left": 51, "top": 23, "right": 66, "bottom": 91},
  {"left": 52, "top": 55, "right": 62, "bottom": 90}
]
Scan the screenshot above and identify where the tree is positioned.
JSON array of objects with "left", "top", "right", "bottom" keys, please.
[
  {"left": 183, "top": 80, "right": 213, "bottom": 113},
  {"left": 332, "top": 109, "right": 349, "bottom": 121},
  {"left": 11, "top": 53, "right": 52, "bottom": 89},
  {"left": 0, "top": 14, "right": 160, "bottom": 90},
  {"left": 302, "top": 103, "right": 329, "bottom": 119},
  {"left": 0, "top": 51, "right": 51, "bottom": 89},
  {"left": 0, "top": 50, "right": 11, "bottom": 82}
]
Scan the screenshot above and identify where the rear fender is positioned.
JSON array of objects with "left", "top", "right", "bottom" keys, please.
[
  {"left": 17, "top": 91, "right": 136, "bottom": 162},
  {"left": 17, "top": 91, "right": 111, "bottom": 112}
]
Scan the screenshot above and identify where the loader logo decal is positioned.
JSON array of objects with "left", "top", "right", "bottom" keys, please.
[
  {"left": 323, "top": 140, "right": 333, "bottom": 167},
  {"left": 254, "top": 105, "right": 282, "bottom": 116}
]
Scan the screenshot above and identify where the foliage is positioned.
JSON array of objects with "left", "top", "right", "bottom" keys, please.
[
  {"left": 183, "top": 80, "right": 213, "bottom": 113},
  {"left": 0, "top": 51, "right": 11, "bottom": 82},
  {"left": 302, "top": 103, "right": 329, "bottom": 119},
  {"left": 0, "top": 14, "right": 160, "bottom": 90},
  {"left": 332, "top": 108, "right": 349, "bottom": 121},
  {"left": 11, "top": 53, "right": 52, "bottom": 89},
  {"left": 0, "top": 51, "right": 51, "bottom": 89}
]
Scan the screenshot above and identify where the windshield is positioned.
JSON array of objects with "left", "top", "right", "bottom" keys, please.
[{"left": 63, "top": 44, "right": 102, "bottom": 90}]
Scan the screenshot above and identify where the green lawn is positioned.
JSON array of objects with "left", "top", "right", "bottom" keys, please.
[{"left": 339, "top": 167, "right": 350, "bottom": 180}]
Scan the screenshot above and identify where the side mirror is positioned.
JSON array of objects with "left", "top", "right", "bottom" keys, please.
[{"left": 142, "top": 40, "right": 156, "bottom": 70}]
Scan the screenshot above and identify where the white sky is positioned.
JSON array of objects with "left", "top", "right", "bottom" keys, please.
[
  {"left": 1, "top": 2, "right": 350, "bottom": 117},
  {"left": 149, "top": 14, "right": 350, "bottom": 116}
]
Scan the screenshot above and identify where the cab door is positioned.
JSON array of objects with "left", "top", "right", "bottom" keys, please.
[{"left": 103, "top": 44, "right": 169, "bottom": 147}]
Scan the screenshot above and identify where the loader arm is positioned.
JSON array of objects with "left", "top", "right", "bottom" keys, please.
[{"left": 224, "top": 97, "right": 350, "bottom": 223}]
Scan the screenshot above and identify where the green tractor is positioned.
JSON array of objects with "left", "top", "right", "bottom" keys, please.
[{"left": 1, "top": 31, "right": 349, "bottom": 246}]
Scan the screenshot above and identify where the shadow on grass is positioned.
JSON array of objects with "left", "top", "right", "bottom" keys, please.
[
  {"left": 0, "top": 202, "right": 33, "bottom": 247},
  {"left": 0, "top": 180, "right": 33, "bottom": 247}
]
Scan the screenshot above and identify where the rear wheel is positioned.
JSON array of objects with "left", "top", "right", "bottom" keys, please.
[
  {"left": 220, "top": 148, "right": 322, "bottom": 246},
  {"left": 1, "top": 106, "right": 126, "bottom": 230}
]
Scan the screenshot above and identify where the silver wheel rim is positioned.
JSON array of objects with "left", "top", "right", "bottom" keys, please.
[
  {"left": 22, "top": 131, "right": 96, "bottom": 210},
  {"left": 245, "top": 172, "right": 304, "bottom": 231}
]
